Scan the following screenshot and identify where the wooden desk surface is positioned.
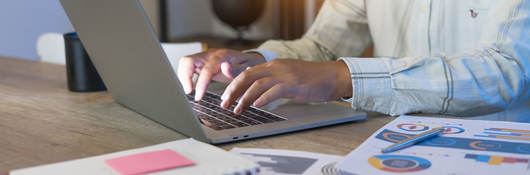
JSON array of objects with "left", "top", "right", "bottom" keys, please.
[{"left": 0, "top": 56, "right": 394, "bottom": 173}]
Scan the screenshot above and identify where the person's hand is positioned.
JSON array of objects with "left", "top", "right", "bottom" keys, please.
[
  {"left": 220, "top": 59, "right": 353, "bottom": 114},
  {"left": 177, "top": 49, "right": 266, "bottom": 101}
]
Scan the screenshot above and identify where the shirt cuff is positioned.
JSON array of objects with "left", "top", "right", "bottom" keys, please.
[
  {"left": 244, "top": 49, "right": 278, "bottom": 62},
  {"left": 338, "top": 57, "right": 394, "bottom": 115}
]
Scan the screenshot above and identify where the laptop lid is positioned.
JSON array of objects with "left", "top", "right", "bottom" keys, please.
[{"left": 59, "top": 0, "right": 209, "bottom": 142}]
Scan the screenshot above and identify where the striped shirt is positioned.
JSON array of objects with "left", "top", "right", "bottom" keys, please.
[{"left": 250, "top": 0, "right": 530, "bottom": 122}]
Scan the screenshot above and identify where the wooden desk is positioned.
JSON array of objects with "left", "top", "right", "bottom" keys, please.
[{"left": 0, "top": 56, "right": 394, "bottom": 173}]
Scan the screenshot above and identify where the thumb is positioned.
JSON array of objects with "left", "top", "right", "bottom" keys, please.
[
  {"left": 220, "top": 62, "right": 234, "bottom": 79},
  {"left": 221, "top": 61, "right": 250, "bottom": 78}
]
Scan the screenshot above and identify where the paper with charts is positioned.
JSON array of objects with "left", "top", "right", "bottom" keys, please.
[
  {"left": 230, "top": 148, "right": 351, "bottom": 175},
  {"left": 336, "top": 115, "right": 530, "bottom": 175}
]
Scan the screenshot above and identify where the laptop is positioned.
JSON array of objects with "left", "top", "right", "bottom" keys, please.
[{"left": 59, "top": 0, "right": 366, "bottom": 144}]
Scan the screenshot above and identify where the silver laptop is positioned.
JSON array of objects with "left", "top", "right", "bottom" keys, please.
[{"left": 59, "top": 0, "right": 366, "bottom": 144}]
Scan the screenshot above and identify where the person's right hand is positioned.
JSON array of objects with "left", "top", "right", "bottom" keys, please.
[{"left": 177, "top": 48, "right": 266, "bottom": 101}]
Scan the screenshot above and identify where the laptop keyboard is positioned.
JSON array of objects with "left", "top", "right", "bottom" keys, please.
[{"left": 186, "top": 92, "right": 287, "bottom": 130}]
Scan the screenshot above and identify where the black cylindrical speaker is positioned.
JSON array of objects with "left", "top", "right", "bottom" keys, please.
[{"left": 64, "top": 32, "right": 106, "bottom": 92}]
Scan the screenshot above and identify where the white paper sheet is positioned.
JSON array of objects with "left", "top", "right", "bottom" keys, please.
[
  {"left": 11, "top": 139, "right": 258, "bottom": 175},
  {"left": 230, "top": 148, "right": 350, "bottom": 175},
  {"left": 336, "top": 115, "right": 530, "bottom": 175}
]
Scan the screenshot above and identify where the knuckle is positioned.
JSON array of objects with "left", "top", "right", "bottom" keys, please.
[
  {"left": 254, "top": 78, "right": 269, "bottom": 86},
  {"left": 213, "top": 48, "right": 228, "bottom": 55},
  {"left": 179, "top": 56, "right": 192, "bottom": 62},
  {"left": 239, "top": 70, "right": 250, "bottom": 80}
]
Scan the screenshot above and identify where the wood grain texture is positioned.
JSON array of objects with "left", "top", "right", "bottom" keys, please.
[{"left": 0, "top": 56, "right": 394, "bottom": 173}]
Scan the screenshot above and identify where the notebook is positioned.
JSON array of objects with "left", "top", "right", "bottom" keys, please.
[{"left": 10, "top": 138, "right": 259, "bottom": 175}]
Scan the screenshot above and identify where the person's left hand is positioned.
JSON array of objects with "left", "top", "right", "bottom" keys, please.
[{"left": 220, "top": 59, "right": 353, "bottom": 114}]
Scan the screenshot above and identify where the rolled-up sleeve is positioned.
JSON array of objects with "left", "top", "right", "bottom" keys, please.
[
  {"left": 254, "top": 0, "right": 372, "bottom": 62},
  {"left": 340, "top": 1, "right": 530, "bottom": 116}
]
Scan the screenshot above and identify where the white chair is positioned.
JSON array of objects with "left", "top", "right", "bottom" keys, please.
[
  {"left": 36, "top": 32, "right": 205, "bottom": 73},
  {"left": 36, "top": 32, "right": 67, "bottom": 65}
]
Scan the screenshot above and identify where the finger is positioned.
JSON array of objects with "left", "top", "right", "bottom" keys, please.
[
  {"left": 253, "top": 84, "right": 287, "bottom": 108},
  {"left": 213, "top": 61, "right": 249, "bottom": 83},
  {"left": 220, "top": 67, "right": 269, "bottom": 108},
  {"left": 194, "top": 62, "right": 219, "bottom": 101},
  {"left": 210, "top": 62, "right": 234, "bottom": 83},
  {"left": 230, "top": 62, "right": 251, "bottom": 77},
  {"left": 233, "top": 78, "right": 277, "bottom": 114},
  {"left": 177, "top": 56, "right": 195, "bottom": 94},
  {"left": 220, "top": 62, "right": 233, "bottom": 79}
]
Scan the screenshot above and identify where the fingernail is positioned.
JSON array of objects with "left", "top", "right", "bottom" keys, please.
[
  {"left": 221, "top": 100, "right": 227, "bottom": 108},
  {"left": 221, "top": 92, "right": 227, "bottom": 100},
  {"left": 194, "top": 93, "right": 200, "bottom": 101},
  {"left": 253, "top": 100, "right": 262, "bottom": 107},
  {"left": 234, "top": 106, "right": 241, "bottom": 114}
]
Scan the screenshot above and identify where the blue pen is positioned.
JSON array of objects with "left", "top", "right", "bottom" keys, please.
[{"left": 382, "top": 127, "right": 444, "bottom": 153}]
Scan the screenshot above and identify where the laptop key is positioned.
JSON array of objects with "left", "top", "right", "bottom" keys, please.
[
  {"left": 240, "top": 111, "right": 275, "bottom": 123},
  {"left": 188, "top": 91, "right": 286, "bottom": 130}
]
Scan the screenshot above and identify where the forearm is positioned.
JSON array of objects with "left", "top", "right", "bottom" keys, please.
[
  {"left": 328, "top": 60, "right": 353, "bottom": 99},
  {"left": 340, "top": 47, "right": 528, "bottom": 116},
  {"left": 256, "top": 38, "right": 340, "bottom": 62},
  {"left": 342, "top": 0, "right": 530, "bottom": 116}
]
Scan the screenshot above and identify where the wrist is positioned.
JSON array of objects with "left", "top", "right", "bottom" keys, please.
[
  {"left": 246, "top": 52, "right": 267, "bottom": 66},
  {"left": 334, "top": 61, "right": 353, "bottom": 99}
]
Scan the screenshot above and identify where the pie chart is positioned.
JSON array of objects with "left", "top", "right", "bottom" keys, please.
[
  {"left": 397, "top": 123, "right": 429, "bottom": 132},
  {"left": 368, "top": 155, "right": 431, "bottom": 173}
]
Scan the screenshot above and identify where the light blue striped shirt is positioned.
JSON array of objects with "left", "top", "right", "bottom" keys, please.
[{"left": 250, "top": 0, "right": 530, "bottom": 122}]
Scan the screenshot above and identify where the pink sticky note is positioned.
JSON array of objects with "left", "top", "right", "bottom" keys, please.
[{"left": 105, "top": 149, "right": 195, "bottom": 175}]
